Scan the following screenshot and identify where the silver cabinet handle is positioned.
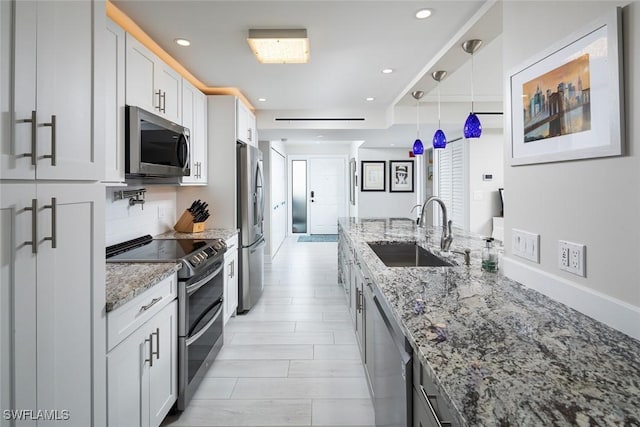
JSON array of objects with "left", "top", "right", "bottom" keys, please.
[
  {"left": 152, "top": 328, "right": 160, "bottom": 361},
  {"left": 419, "top": 385, "right": 452, "bottom": 427},
  {"left": 42, "top": 115, "right": 56, "bottom": 166},
  {"left": 18, "top": 110, "right": 37, "bottom": 165},
  {"left": 24, "top": 199, "right": 38, "bottom": 254},
  {"left": 160, "top": 91, "right": 166, "bottom": 113},
  {"left": 140, "top": 296, "right": 162, "bottom": 312},
  {"left": 356, "top": 289, "right": 362, "bottom": 313},
  {"left": 247, "top": 128, "right": 252, "bottom": 142},
  {"left": 155, "top": 90, "right": 162, "bottom": 110},
  {"left": 42, "top": 198, "right": 56, "bottom": 249},
  {"left": 197, "top": 162, "right": 201, "bottom": 179},
  {"left": 145, "top": 335, "right": 153, "bottom": 367}
]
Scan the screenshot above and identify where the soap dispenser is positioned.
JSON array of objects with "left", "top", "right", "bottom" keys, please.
[{"left": 482, "top": 238, "right": 498, "bottom": 272}]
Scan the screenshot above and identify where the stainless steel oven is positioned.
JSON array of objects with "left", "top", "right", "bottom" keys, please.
[
  {"left": 177, "top": 259, "right": 225, "bottom": 410},
  {"left": 106, "top": 235, "right": 227, "bottom": 412}
]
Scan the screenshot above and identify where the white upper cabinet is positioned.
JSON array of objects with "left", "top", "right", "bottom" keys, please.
[
  {"left": 181, "top": 80, "right": 208, "bottom": 185},
  {"left": 126, "top": 34, "right": 182, "bottom": 124},
  {"left": 236, "top": 99, "right": 257, "bottom": 146},
  {"left": 1, "top": 0, "right": 104, "bottom": 181},
  {"left": 104, "top": 18, "right": 126, "bottom": 183}
]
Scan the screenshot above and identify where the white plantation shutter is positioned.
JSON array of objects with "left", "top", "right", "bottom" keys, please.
[{"left": 436, "top": 140, "right": 467, "bottom": 230}]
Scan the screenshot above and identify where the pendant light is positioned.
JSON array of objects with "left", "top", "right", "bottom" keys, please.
[
  {"left": 411, "top": 90, "right": 425, "bottom": 155},
  {"left": 462, "top": 39, "right": 483, "bottom": 138},
  {"left": 431, "top": 70, "right": 447, "bottom": 149}
]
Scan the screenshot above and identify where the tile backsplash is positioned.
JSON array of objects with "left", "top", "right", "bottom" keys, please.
[{"left": 105, "top": 186, "right": 177, "bottom": 246}]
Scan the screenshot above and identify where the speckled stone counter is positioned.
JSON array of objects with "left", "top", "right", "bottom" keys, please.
[
  {"left": 155, "top": 228, "right": 239, "bottom": 241},
  {"left": 105, "top": 263, "right": 181, "bottom": 312},
  {"left": 339, "top": 217, "right": 640, "bottom": 426}
]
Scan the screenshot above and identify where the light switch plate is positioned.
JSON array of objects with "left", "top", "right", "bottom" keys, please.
[{"left": 512, "top": 229, "right": 539, "bottom": 263}]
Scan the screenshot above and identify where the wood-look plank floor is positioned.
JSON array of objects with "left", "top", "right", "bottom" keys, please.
[{"left": 162, "top": 237, "right": 374, "bottom": 427}]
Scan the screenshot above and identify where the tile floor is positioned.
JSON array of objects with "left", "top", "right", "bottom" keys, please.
[{"left": 162, "top": 237, "right": 375, "bottom": 427}]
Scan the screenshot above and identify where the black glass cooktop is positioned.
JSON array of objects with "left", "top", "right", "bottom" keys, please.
[{"left": 106, "top": 235, "right": 220, "bottom": 262}]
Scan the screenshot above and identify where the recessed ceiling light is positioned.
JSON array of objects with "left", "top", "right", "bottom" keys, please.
[
  {"left": 317, "top": 135, "right": 324, "bottom": 138},
  {"left": 366, "top": 97, "right": 375, "bottom": 102},
  {"left": 390, "top": 143, "right": 395, "bottom": 146},
  {"left": 415, "top": 9, "right": 432, "bottom": 19},
  {"left": 258, "top": 97, "right": 267, "bottom": 102},
  {"left": 175, "top": 38, "right": 191, "bottom": 47},
  {"left": 382, "top": 68, "right": 394, "bottom": 74}
]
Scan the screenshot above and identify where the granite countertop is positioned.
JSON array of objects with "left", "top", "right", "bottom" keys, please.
[
  {"left": 155, "top": 228, "right": 239, "bottom": 241},
  {"left": 339, "top": 217, "right": 640, "bottom": 426},
  {"left": 105, "top": 263, "right": 181, "bottom": 312}
]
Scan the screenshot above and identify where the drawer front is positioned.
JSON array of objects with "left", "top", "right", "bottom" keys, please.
[
  {"left": 107, "top": 274, "right": 177, "bottom": 351},
  {"left": 224, "top": 234, "right": 239, "bottom": 255},
  {"left": 413, "top": 357, "right": 458, "bottom": 427},
  {"left": 413, "top": 387, "right": 440, "bottom": 427}
]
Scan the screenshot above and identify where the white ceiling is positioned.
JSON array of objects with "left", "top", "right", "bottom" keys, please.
[{"left": 112, "top": 0, "right": 504, "bottom": 147}]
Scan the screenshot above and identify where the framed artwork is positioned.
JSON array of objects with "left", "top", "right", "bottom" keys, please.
[
  {"left": 360, "top": 161, "right": 385, "bottom": 192},
  {"left": 349, "top": 158, "right": 357, "bottom": 205},
  {"left": 507, "top": 8, "right": 623, "bottom": 166},
  {"left": 389, "top": 160, "right": 414, "bottom": 193}
]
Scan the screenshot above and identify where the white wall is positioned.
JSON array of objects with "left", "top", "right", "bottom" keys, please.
[
  {"left": 105, "top": 186, "right": 177, "bottom": 246},
  {"left": 468, "top": 129, "right": 504, "bottom": 236},
  {"left": 502, "top": 1, "right": 640, "bottom": 337},
  {"left": 357, "top": 148, "right": 419, "bottom": 218}
]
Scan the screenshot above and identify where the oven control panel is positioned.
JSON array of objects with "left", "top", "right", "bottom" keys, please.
[{"left": 188, "top": 240, "right": 227, "bottom": 268}]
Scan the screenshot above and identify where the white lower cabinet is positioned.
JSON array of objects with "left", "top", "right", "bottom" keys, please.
[
  {"left": 0, "top": 182, "right": 106, "bottom": 426},
  {"left": 107, "top": 285, "right": 177, "bottom": 427},
  {"left": 223, "top": 235, "right": 239, "bottom": 324}
]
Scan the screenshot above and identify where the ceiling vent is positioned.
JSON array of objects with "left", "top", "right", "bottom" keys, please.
[{"left": 274, "top": 117, "right": 365, "bottom": 122}]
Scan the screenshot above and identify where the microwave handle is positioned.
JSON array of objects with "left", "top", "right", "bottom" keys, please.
[{"left": 177, "top": 133, "right": 189, "bottom": 169}]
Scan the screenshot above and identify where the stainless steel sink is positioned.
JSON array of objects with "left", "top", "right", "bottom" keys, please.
[{"left": 368, "top": 242, "right": 453, "bottom": 267}]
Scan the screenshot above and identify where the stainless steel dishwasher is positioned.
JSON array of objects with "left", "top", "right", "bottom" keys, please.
[{"left": 366, "top": 282, "right": 413, "bottom": 427}]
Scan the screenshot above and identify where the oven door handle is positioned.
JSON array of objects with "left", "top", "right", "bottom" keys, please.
[
  {"left": 185, "top": 302, "right": 223, "bottom": 346},
  {"left": 186, "top": 263, "right": 223, "bottom": 295}
]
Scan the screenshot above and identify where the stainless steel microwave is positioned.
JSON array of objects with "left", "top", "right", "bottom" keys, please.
[{"left": 125, "top": 105, "right": 190, "bottom": 178}]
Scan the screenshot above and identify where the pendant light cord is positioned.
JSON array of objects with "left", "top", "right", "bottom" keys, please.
[
  {"left": 416, "top": 98, "right": 420, "bottom": 138},
  {"left": 437, "top": 83, "right": 442, "bottom": 128},
  {"left": 470, "top": 54, "right": 475, "bottom": 113}
]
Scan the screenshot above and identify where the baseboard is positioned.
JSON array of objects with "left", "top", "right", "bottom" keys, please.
[{"left": 503, "top": 257, "right": 640, "bottom": 341}]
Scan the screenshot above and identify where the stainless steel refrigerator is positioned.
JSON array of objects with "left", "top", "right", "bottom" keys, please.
[{"left": 237, "top": 143, "right": 266, "bottom": 313}]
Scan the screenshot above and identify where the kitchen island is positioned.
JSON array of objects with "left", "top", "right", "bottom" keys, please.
[{"left": 338, "top": 217, "right": 640, "bottom": 426}]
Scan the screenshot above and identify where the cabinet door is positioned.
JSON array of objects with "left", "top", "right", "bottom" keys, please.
[
  {"left": 224, "top": 249, "right": 239, "bottom": 324},
  {"left": 148, "top": 300, "right": 178, "bottom": 427},
  {"left": 36, "top": 183, "right": 106, "bottom": 427},
  {"left": 247, "top": 109, "right": 257, "bottom": 146},
  {"left": 156, "top": 63, "right": 182, "bottom": 124},
  {"left": 0, "top": 184, "right": 37, "bottom": 424},
  {"left": 126, "top": 33, "right": 158, "bottom": 113},
  {"left": 194, "top": 90, "right": 208, "bottom": 183},
  {"left": 363, "top": 284, "right": 375, "bottom": 395},
  {"left": 180, "top": 80, "right": 207, "bottom": 185},
  {"left": 1, "top": 0, "right": 36, "bottom": 180},
  {"left": 104, "top": 18, "right": 126, "bottom": 183},
  {"left": 35, "top": 0, "right": 104, "bottom": 181},
  {"left": 236, "top": 99, "right": 249, "bottom": 144},
  {"left": 107, "top": 326, "right": 146, "bottom": 427}
]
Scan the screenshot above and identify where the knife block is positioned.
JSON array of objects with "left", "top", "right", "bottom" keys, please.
[{"left": 174, "top": 210, "right": 206, "bottom": 233}]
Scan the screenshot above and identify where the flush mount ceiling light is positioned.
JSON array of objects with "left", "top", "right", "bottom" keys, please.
[
  {"left": 432, "top": 70, "right": 447, "bottom": 149},
  {"left": 411, "top": 90, "right": 425, "bottom": 155},
  {"left": 462, "top": 39, "right": 483, "bottom": 138},
  {"left": 175, "top": 38, "right": 191, "bottom": 46},
  {"left": 247, "top": 29, "right": 309, "bottom": 64},
  {"left": 415, "top": 9, "right": 432, "bottom": 19}
]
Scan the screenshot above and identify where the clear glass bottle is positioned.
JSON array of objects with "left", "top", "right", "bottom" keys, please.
[{"left": 481, "top": 238, "right": 498, "bottom": 272}]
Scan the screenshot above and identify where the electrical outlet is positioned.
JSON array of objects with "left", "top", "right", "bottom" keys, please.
[
  {"left": 512, "top": 229, "right": 539, "bottom": 263},
  {"left": 558, "top": 240, "right": 586, "bottom": 277},
  {"left": 157, "top": 206, "right": 166, "bottom": 219}
]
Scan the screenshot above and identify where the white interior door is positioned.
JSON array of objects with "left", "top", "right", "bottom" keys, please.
[{"left": 308, "top": 158, "right": 346, "bottom": 234}]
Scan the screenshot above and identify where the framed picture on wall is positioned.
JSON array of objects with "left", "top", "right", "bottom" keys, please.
[
  {"left": 507, "top": 8, "right": 623, "bottom": 166},
  {"left": 361, "top": 161, "right": 386, "bottom": 192},
  {"left": 389, "top": 160, "right": 414, "bottom": 193}
]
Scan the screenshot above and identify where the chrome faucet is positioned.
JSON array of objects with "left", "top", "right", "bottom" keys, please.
[{"left": 418, "top": 196, "right": 453, "bottom": 251}]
